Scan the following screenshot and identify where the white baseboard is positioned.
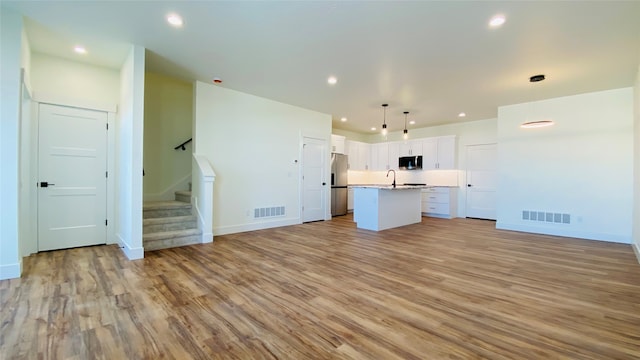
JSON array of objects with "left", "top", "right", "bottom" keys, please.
[
  {"left": 632, "top": 243, "right": 640, "bottom": 265},
  {"left": 144, "top": 173, "right": 192, "bottom": 202},
  {"left": 0, "top": 260, "right": 22, "bottom": 280},
  {"left": 496, "top": 222, "right": 631, "bottom": 244},
  {"left": 117, "top": 233, "right": 144, "bottom": 260},
  {"left": 214, "top": 218, "right": 301, "bottom": 236}
]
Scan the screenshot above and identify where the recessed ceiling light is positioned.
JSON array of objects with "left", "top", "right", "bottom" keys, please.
[
  {"left": 340, "top": 117, "right": 347, "bottom": 122},
  {"left": 409, "top": 120, "right": 416, "bottom": 125},
  {"left": 74, "top": 46, "right": 87, "bottom": 54},
  {"left": 489, "top": 14, "right": 506, "bottom": 28},
  {"left": 370, "top": 127, "right": 376, "bottom": 131},
  {"left": 327, "top": 76, "right": 337, "bottom": 85},
  {"left": 458, "top": 112, "right": 466, "bottom": 117},
  {"left": 167, "top": 13, "right": 184, "bottom": 27}
]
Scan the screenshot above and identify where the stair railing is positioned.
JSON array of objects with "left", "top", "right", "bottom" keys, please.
[{"left": 174, "top": 138, "right": 192, "bottom": 151}]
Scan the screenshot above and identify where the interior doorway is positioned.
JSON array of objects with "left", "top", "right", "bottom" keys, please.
[
  {"left": 37, "top": 103, "right": 108, "bottom": 251},
  {"left": 465, "top": 143, "right": 497, "bottom": 220},
  {"left": 302, "top": 137, "right": 327, "bottom": 222}
]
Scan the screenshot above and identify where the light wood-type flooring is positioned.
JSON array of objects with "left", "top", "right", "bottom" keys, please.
[{"left": 2, "top": 216, "right": 640, "bottom": 359}]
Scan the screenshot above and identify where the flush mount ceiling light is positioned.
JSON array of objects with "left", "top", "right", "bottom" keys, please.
[
  {"left": 167, "top": 13, "right": 184, "bottom": 27},
  {"left": 403, "top": 111, "right": 409, "bottom": 140},
  {"left": 74, "top": 45, "right": 87, "bottom": 54},
  {"left": 489, "top": 14, "right": 506, "bottom": 28},
  {"left": 381, "top": 103, "right": 389, "bottom": 136},
  {"left": 522, "top": 74, "right": 555, "bottom": 129},
  {"left": 327, "top": 76, "right": 337, "bottom": 85}
]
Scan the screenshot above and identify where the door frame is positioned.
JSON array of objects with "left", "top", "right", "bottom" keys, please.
[
  {"left": 299, "top": 132, "right": 330, "bottom": 223},
  {"left": 32, "top": 96, "right": 117, "bottom": 251},
  {"left": 464, "top": 142, "right": 497, "bottom": 220}
]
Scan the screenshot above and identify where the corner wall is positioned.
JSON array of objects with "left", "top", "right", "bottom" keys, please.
[
  {"left": 633, "top": 65, "right": 640, "bottom": 261},
  {"left": 116, "top": 45, "right": 145, "bottom": 259},
  {"left": 497, "top": 88, "right": 633, "bottom": 243},
  {"left": 0, "top": 8, "right": 23, "bottom": 279},
  {"left": 193, "top": 81, "right": 331, "bottom": 235}
]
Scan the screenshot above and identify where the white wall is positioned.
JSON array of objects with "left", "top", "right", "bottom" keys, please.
[
  {"left": 193, "top": 81, "right": 332, "bottom": 235},
  {"left": 116, "top": 45, "right": 145, "bottom": 259},
  {"left": 497, "top": 88, "right": 633, "bottom": 243},
  {"left": 0, "top": 8, "right": 23, "bottom": 279},
  {"left": 30, "top": 53, "right": 120, "bottom": 107},
  {"left": 143, "top": 72, "right": 193, "bottom": 199},
  {"left": 633, "top": 65, "right": 640, "bottom": 258}
]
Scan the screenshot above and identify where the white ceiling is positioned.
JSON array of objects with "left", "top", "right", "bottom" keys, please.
[{"left": 5, "top": 1, "right": 640, "bottom": 134}]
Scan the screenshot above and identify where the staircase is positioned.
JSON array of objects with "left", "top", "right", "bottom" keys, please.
[{"left": 143, "top": 190, "right": 201, "bottom": 251}]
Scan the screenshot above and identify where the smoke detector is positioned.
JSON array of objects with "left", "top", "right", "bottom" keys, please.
[{"left": 212, "top": 77, "right": 223, "bottom": 84}]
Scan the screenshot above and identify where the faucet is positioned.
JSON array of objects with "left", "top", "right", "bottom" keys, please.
[{"left": 386, "top": 169, "right": 396, "bottom": 188}]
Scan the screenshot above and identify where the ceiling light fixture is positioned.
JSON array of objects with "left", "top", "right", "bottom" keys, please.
[
  {"left": 371, "top": 127, "right": 376, "bottom": 131},
  {"left": 167, "top": 13, "right": 184, "bottom": 27},
  {"left": 409, "top": 120, "right": 416, "bottom": 125},
  {"left": 74, "top": 46, "right": 87, "bottom": 54},
  {"left": 327, "top": 76, "right": 337, "bottom": 85},
  {"left": 381, "top": 104, "right": 388, "bottom": 136},
  {"left": 458, "top": 112, "right": 466, "bottom": 117},
  {"left": 340, "top": 117, "right": 347, "bottom": 122},
  {"left": 489, "top": 14, "right": 506, "bottom": 28},
  {"left": 522, "top": 74, "right": 554, "bottom": 129},
  {"left": 403, "top": 111, "right": 409, "bottom": 140}
]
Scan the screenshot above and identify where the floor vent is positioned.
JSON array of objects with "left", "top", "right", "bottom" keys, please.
[
  {"left": 254, "top": 206, "right": 285, "bottom": 218},
  {"left": 522, "top": 210, "right": 570, "bottom": 224}
]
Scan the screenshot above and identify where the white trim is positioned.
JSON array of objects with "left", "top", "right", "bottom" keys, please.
[
  {"left": 33, "top": 92, "right": 117, "bottom": 113},
  {"left": 143, "top": 173, "right": 192, "bottom": 201},
  {"left": 0, "top": 260, "right": 22, "bottom": 280},
  {"left": 194, "top": 200, "right": 213, "bottom": 243},
  {"left": 117, "top": 233, "right": 144, "bottom": 260},
  {"left": 214, "top": 218, "right": 301, "bottom": 236},
  {"left": 496, "top": 222, "right": 632, "bottom": 244},
  {"left": 632, "top": 243, "right": 640, "bottom": 265},
  {"left": 106, "top": 112, "right": 116, "bottom": 244}
]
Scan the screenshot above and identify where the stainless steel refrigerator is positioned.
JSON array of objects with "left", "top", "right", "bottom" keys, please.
[{"left": 331, "top": 153, "right": 348, "bottom": 216}]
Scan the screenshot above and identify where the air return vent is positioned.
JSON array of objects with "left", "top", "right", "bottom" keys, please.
[
  {"left": 254, "top": 206, "right": 285, "bottom": 218},
  {"left": 522, "top": 210, "right": 570, "bottom": 224}
]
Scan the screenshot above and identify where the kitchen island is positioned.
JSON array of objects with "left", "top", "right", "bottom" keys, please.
[{"left": 352, "top": 185, "right": 423, "bottom": 231}]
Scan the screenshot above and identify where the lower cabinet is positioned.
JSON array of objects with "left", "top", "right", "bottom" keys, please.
[
  {"left": 347, "top": 187, "right": 354, "bottom": 212},
  {"left": 421, "top": 187, "right": 457, "bottom": 219}
]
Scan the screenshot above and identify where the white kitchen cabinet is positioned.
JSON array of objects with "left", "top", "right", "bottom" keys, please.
[
  {"left": 388, "top": 142, "right": 400, "bottom": 170},
  {"left": 421, "top": 187, "right": 457, "bottom": 219},
  {"left": 371, "top": 143, "right": 390, "bottom": 171},
  {"left": 346, "top": 140, "right": 370, "bottom": 171},
  {"left": 421, "top": 136, "right": 456, "bottom": 170},
  {"left": 347, "top": 187, "right": 354, "bottom": 212},
  {"left": 331, "top": 134, "right": 346, "bottom": 154},
  {"left": 399, "top": 140, "right": 422, "bottom": 156}
]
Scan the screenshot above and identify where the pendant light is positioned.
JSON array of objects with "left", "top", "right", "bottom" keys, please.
[
  {"left": 403, "top": 111, "right": 409, "bottom": 140},
  {"left": 381, "top": 103, "right": 388, "bottom": 136},
  {"left": 521, "top": 74, "right": 554, "bottom": 129}
]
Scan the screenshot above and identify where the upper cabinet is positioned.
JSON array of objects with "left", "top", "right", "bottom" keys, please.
[
  {"left": 331, "top": 134, "right": 346, "bottom": 154},
  {"left": 346, "top": 140, "right": 370, "bottom": 171},
  {"left": 422, "top": 135, "right": 456, "bottom": 169},
  {"left": 371, "top": 143, "right": 390, "bottom": 171},
  {"left": 399, "top": 140, "right": 422, "bottom": 156}
]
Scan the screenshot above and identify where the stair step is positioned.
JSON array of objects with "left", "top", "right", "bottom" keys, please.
[
  {"left": 144, "top": 228, "right": 202, "bottom": 251},
  {"left": 143, "top": 201, "right": 191, "bottom": 218},
  {"left": 143, "top": 215, "right": 197, "bottom": 233},
  {"left": 174, "top": 190, "right": 191, "bottom": 203}
]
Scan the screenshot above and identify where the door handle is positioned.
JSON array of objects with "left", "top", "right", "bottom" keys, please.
[
  {"left": 40, "top": 181, "right": 55, "bottom": 187},
  {"left": 322, "top": 182, "right": 326, "bottom": 186},
  {"left": 467, "top": 184, "right": 472, "bottom": 187}
]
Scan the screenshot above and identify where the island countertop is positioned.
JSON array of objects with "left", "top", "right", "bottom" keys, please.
[{"left": 350, "top": 184, "right": 430, "bottom": 190}]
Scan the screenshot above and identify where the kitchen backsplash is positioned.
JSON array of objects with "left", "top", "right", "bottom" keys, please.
[{"left": 348, "top": 170, "right": 459, "bottom": 186}]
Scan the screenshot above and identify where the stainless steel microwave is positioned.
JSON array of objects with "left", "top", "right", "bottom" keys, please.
[{"left": 399, "top": 156, "right": 422, "bottom": 170}]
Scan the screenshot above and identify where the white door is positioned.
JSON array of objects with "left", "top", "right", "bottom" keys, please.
[
  {"left": 465, "top": 144, "right": 497, "bottom": 220},
  {"left": 38, "top": 104, "right": 107, "bottom": 251},
  {"left": 302, "top": 137, "right": 327, "bottom": 222}
]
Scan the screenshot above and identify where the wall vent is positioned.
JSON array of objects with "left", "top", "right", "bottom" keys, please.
[
  {"left": 522, "top": 210, "right": 570, "bottom": 224},
  {"left": 254, "top": 206, "right": 285, "bottom": 219}
]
